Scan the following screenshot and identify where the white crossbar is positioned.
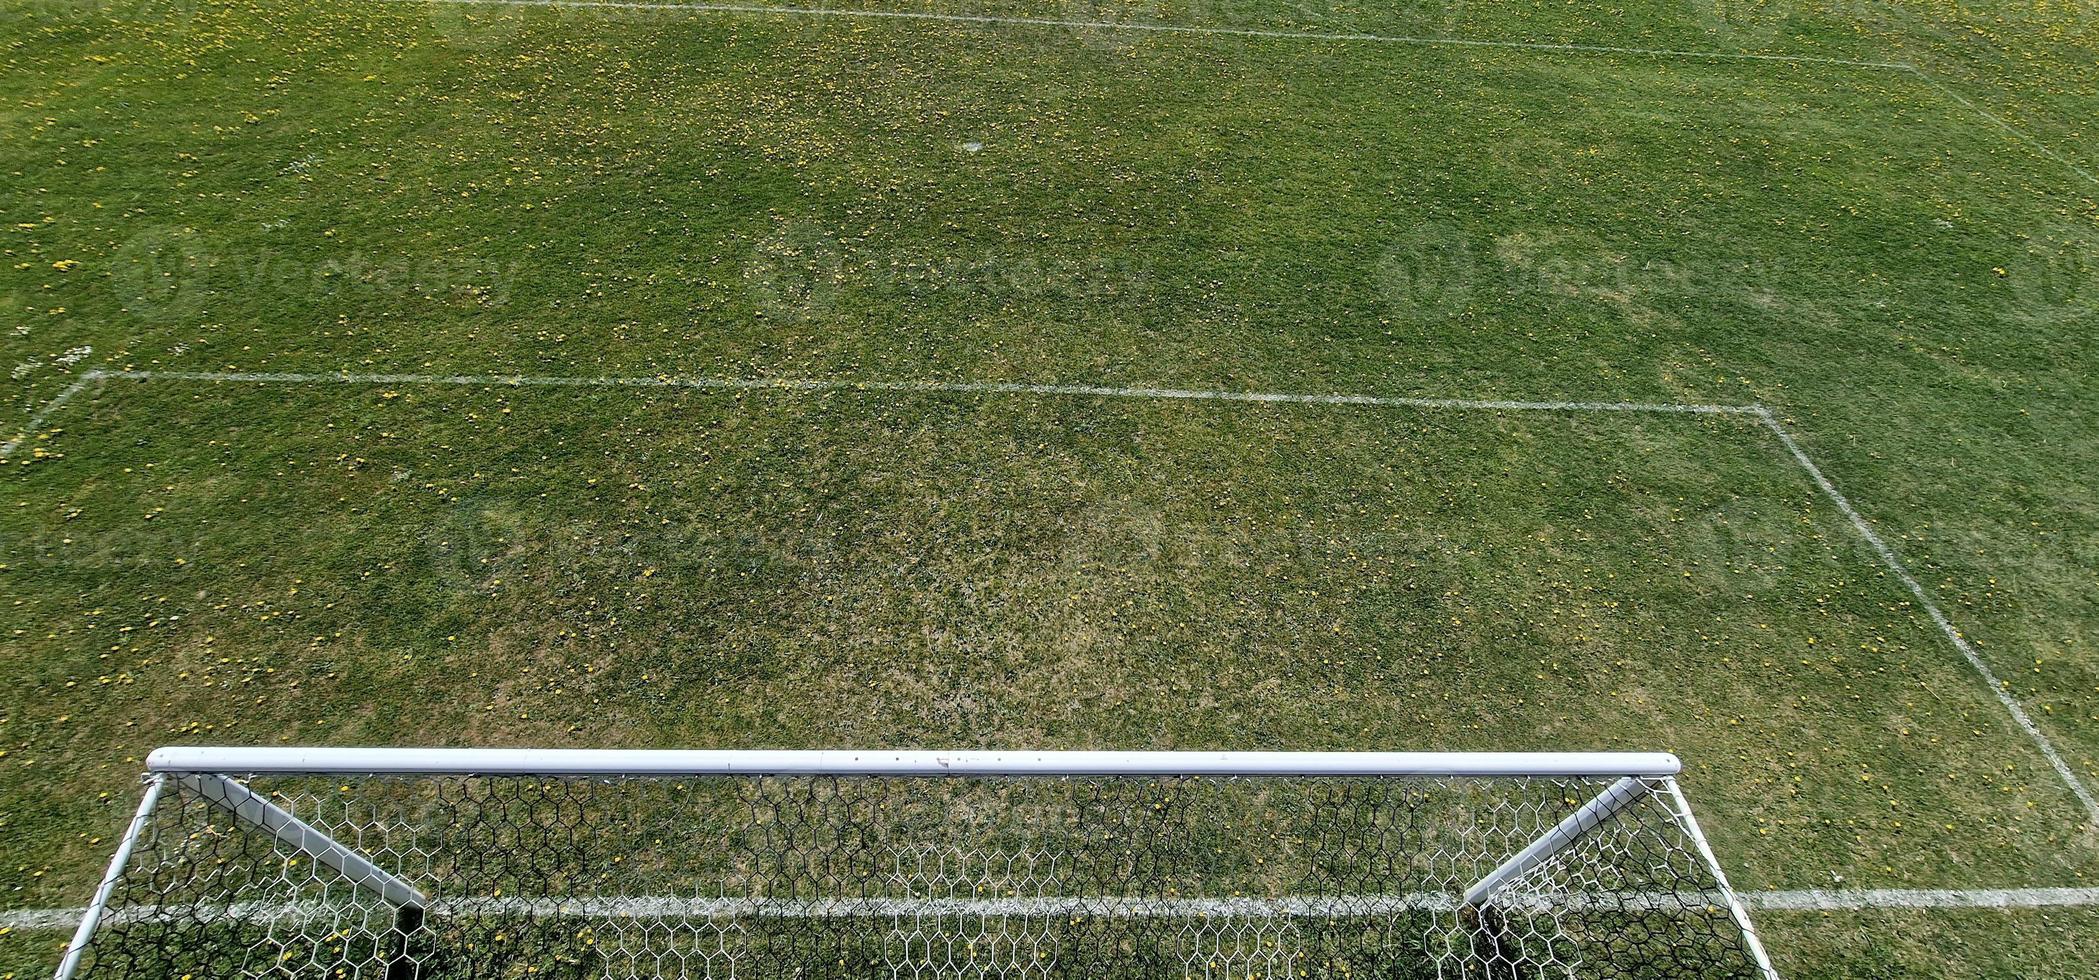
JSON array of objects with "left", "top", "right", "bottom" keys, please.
[{"left": 146, "top": 747, "right": 1681, "bottom": 778}]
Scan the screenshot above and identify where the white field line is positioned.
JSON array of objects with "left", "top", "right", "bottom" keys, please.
[
  {"left": 1856, "top": 0, "right": 2099, "bottom": 188},
  {"left": 39, "top": 369, "right": 2099, "bottom": 823},
  {"left": 86, "top": 369, "right": 1766, "bottom": 416},
  {"left": 391, "top": 0, "right": 1914, "bottom": 70},
  {"left": 427, "top": 890, "right": 1736, "bottom": 917},
  {"left": 8, "top": 888, "right": 2099, "bottom": 931},
  {"left": 1903, "top": 66, "right": 2099, "bottom": 187},
  {"left": 0, "top": 907, "right": 83, "bottom": 931},
  {"left": 0, "top": 373, "right": 101, "bottom": 461},
  {"left": 1752, "top": 887, "right": 2099, "bottom": 912},
  {"left": 1755, "top": 408, "right": 2099, "bottom": 825}
]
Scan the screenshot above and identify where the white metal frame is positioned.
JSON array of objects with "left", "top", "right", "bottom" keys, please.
[
  {"left": 143, "top": 746, "right": 1684, "bottom": 778},
  {"left": 54, "top": 777, "right": 164, "bottom": 980},
  {"left": 60, "top": 748, "right": 1777, "bottom": 980}
]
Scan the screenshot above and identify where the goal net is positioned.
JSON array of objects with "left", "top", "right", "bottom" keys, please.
[{"left": 58, "top": 748, "right": 1776, "bottom": 979}]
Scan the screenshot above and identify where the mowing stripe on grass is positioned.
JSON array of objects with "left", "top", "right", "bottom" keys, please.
[
  {"left": 389, "top": 0, "right": 1915, "bottom": 70},
  {"left": 1756, "top": 408, "right": 2099, "bottom": 825},
  {"left": 6, "top": 887, "right": 2098, "bottom": 931},
  {"left": 35, "top": 368, "right": 2098, "bottom": 823}
]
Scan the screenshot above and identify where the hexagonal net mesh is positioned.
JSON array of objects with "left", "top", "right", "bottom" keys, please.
[{"left": 64, "top": 768, "right": 1773, "bottom": 979}]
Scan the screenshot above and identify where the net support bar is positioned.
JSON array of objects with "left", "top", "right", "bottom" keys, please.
[
  {"left": 175, "top": 773, "right": 428, "bottom": 911},
  {"left": 1463, "top": 775, "right": 1652, "bottom": 907}
]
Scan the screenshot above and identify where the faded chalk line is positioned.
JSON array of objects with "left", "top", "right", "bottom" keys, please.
[
  {"left": 1904, "top": 67, "right": 2099, "bottom": 186},
  {"left": 86, "top": 368, "right": 1765, "bottom": 415},
  {"left": 0, "top": 373, "right": 102, "bottom": 462},
  {"left": 389, "top": 0, "right": 1914, "bottom": 70},
  {"left": 7, "top": 887, "right": 2099, "bottom": 931},
  {"left": 1857, "top": 0, "right": 2099, "bottom": 187}
]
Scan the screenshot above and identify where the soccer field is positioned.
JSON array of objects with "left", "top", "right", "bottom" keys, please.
[{"left": 4, "top": 0, "right": 2099, "bottom": 975}]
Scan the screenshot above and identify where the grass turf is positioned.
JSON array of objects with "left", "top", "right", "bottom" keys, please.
[{"left": 5, "top": 0, "right": 2099, "bottom": 975}]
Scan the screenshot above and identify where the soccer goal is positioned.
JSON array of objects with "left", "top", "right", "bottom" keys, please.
[{"left": 58, "top": 748, "right": 1776, "bottom": 979}]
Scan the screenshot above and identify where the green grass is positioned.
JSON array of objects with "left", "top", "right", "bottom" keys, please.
[
  {"left": 0, "top": 930, "right": 69, "bottom": 980},
  {"left": 1762, "top": 906, "right": 2099, "bottom": 979},
  {"left": 5, "top": 0, "right": 2099, "bottom": 976}
]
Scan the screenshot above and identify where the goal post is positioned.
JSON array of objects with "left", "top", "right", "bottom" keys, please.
[{"left": 60, "top": 747, "right": 1778, "bottom": 979}]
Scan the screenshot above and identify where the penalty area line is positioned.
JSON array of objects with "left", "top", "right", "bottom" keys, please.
[
  {"left": 1756, "top": 407, "right": 2099, "bottom": 826},
  {"left": 1902, "top": 67, "right": 2099, "bottom": 187},
  {"left": 387, "top": 0, "right": 1915, "bottom": 70},
  {"left": 34, "top": 367, "right": 2099, "bottom": 823}
]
